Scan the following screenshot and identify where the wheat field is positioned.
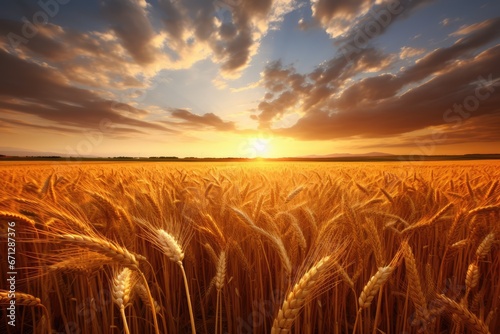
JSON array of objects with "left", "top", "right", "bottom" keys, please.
[{"left": 0, "top": 160, "right": 499, "bottom": 334}]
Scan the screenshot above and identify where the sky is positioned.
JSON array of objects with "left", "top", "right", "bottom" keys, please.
[{"left": 0, "top": 0, "right": 499, "bottom": 158}]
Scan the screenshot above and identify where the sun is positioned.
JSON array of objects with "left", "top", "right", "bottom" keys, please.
[{"left": 249, "top": 137, "right": 271, "bottom": 157}]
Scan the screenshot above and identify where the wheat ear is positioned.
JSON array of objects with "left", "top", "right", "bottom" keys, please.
[
  {"left": 271, "top": 255, "right": 331, "bottom": 333},
  {"left": 157, "top": 229, "right": 184, "bottom": 263},
  {"left": 402, "top": 241, "right": 430, "bottom": 325},
  {"left": 437, "top": 294, "right": 490, "bottom": 334},
  {"left": 113, "top": 267, "right": 134, "bottom": 334},
  {"left": 0, "top": 212, "right": 37, "bottom": 227},
  {"left": 135, "top": 283, "right": 161, "bottom": 314},
  {"left": 476, "top": 233, "right": 495, "bottom": 261},
  {"left": 467, "top": 205, "right": 500, "bottom": 216},
  {"left": 358, "top": 266, "right": 394, "bottom": 309},
  {"left": 57, "top": 234, "right": 140, "bottom": 269},
  {"left": 48, "top": 251, "right": 111, "bottom": 274},
  {"left": 215, "top": 250, "right": 227, "bottom": 292},
  {"left": 285, "top": 185, "right": 304, "bottom": 203},
  {"left": 402, "top": 203, "right": 453, "bottom": 234},
  {"left": 485, "top": 180, "right": 498, "bottom": 199},
  {"left": 0, "top": 290, "right": 41, "bottom": 306},
  {"left": 215, "top": 250, "right": 227, "bottom": 334},
  {"left": 156, "top": 229, "right": 196, "bottom": 334},
  {"left": 465, "top": 263, "right": 479, "bottom": 291}
]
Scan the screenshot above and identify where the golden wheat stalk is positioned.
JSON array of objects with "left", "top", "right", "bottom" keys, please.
[
  {"left": 48, "top": 251, "right": 111, "bottom": 274},
  {"left": 358, "top": 266, "right": 394, "bottom": 309},
  {"left": 476, "top": 233, "right": 495, "bottom": 260},
  {"left": 468, "top": 205, "right": 500, "bottom": 216},
  {"left": 113, "top": 267, "right": 134, "bottom": 334},
  {"left": 285, "top": 185, "right": 304, "bottom": 203},
  {"left": 0, "top": 211, "right": 36, "bottom": 226},
  {"left": 402, "top": 203, "right": 453, "bottom": 234},
  {"left": 157, "top": 229, "right": 184, "bottom": 263},
  {"left": 379, "top": 188, "right": 394, "bottom": 204},
  {"left": 135, "top": 283, "right": 161, "bottom": 314},
  {"left": 271, "top": 255, "right": 332, "bottom": 334},
  {"left": 333, "top": 260, "right": 354, "bottom": 289},
  {"left": 215, "top": 250, "right": 227, "bottom": 334},
  {"left": 0, "top": 290, "right": 41, "bottom": 306},
  {"left": 57, "top": 234, "right": 140, "bottom": 269},
  {"left": 402, "top": 241, "right": 431, "bottom": 325},
  {"left": 465, "top": 263, "right": 479, "bottom": 291},
  {"left": 215, "top": 250, "right": 227, "bottom": 292},
  {"left": 276, "top": 211, "right": 307, "bottom": 251},
  {"left": 113, "top": 267, "right": 134, "bottom": 309},
  {"left": 484, "top": 180, "right": 498, "bottom": 199},
  {"left": 155, "top": 228, "right": 196, "bottom": 334},
  {"left": 437, "top": 294, "right": 490, "bottom": 334},
  {"left": 232, "top": 207, "right": 292, "bottom": 275}
]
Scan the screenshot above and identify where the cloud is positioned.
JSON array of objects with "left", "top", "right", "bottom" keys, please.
[
  {"left": 156, "top": 0, "right": 297, "bottom": 77},
  {"left": 451, "top": 19, "right": 494, "bottom": 36},
  {"left": 0, "top": 19, "right": 159, "bottom": 90},
  {"left": 0, "top": 116, "right": 76, "bottom": 134},
  {"left": 399, "top": 46, "right": 425, "bottom": 59},
  {"left": 310, "top": 0, "right": 373, "bottom": 38},
  {"left": 360, "top": 113, "right": 500, "bottom": 149},
  {"left": 0, "top": 49, "right": 174, "bottom": 135},
  {"left": 440, "top": 17, "right": 460, "bottom": 27},
  {"left": 335, "top": 17, "right": 500, "bottom": 107},
  {"left": 101, "top": 0, "right": 158, "bottom": 65},
  {"left": 166, "top": 108, "right": 236, "bottom": 131},
  {"left": 0, "top": 0, "right": 270, "bottom": 140},
  {"left": 0, "top": 0, "right": 298, "bottom": 97},
  {"left": 254, "top": 47, "right": 394, "bottom": 127},
  {"left": 279, "top": 44, "right": 500, "bottom": 140},
  {"left": 311, "top": 0, "right": 435, "bottom": 43},
  {"left": 252, "top": 18, "right": 500, "bottom": 144}
]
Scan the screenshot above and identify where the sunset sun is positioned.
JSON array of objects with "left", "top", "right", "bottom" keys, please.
[
  {"left": 239, "top": 137, "right": 272, "bottom": 158},
  {"left": 1, "top": 0, "right": 499, "bottom": 333},
  {"left": 252, "top": 138, "right": 269, "bottom": 154}
]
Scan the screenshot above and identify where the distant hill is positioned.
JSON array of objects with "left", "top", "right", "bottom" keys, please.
[
  {"left": 0, "top": 147, "right": 66, "bottom": 157},
  {"left": 300, "top": 152, "right": 394, "bottom": 158},
  {"left": 0, "top": 147, "right": 103, "bottom": 158}
]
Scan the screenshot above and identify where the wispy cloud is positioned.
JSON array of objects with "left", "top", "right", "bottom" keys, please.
[
  {"left": 440, "top": 17, "right": 461, "bottom": 26},
  {"left": 399, "top": 46, "right": 425, "bottom": 59}
]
